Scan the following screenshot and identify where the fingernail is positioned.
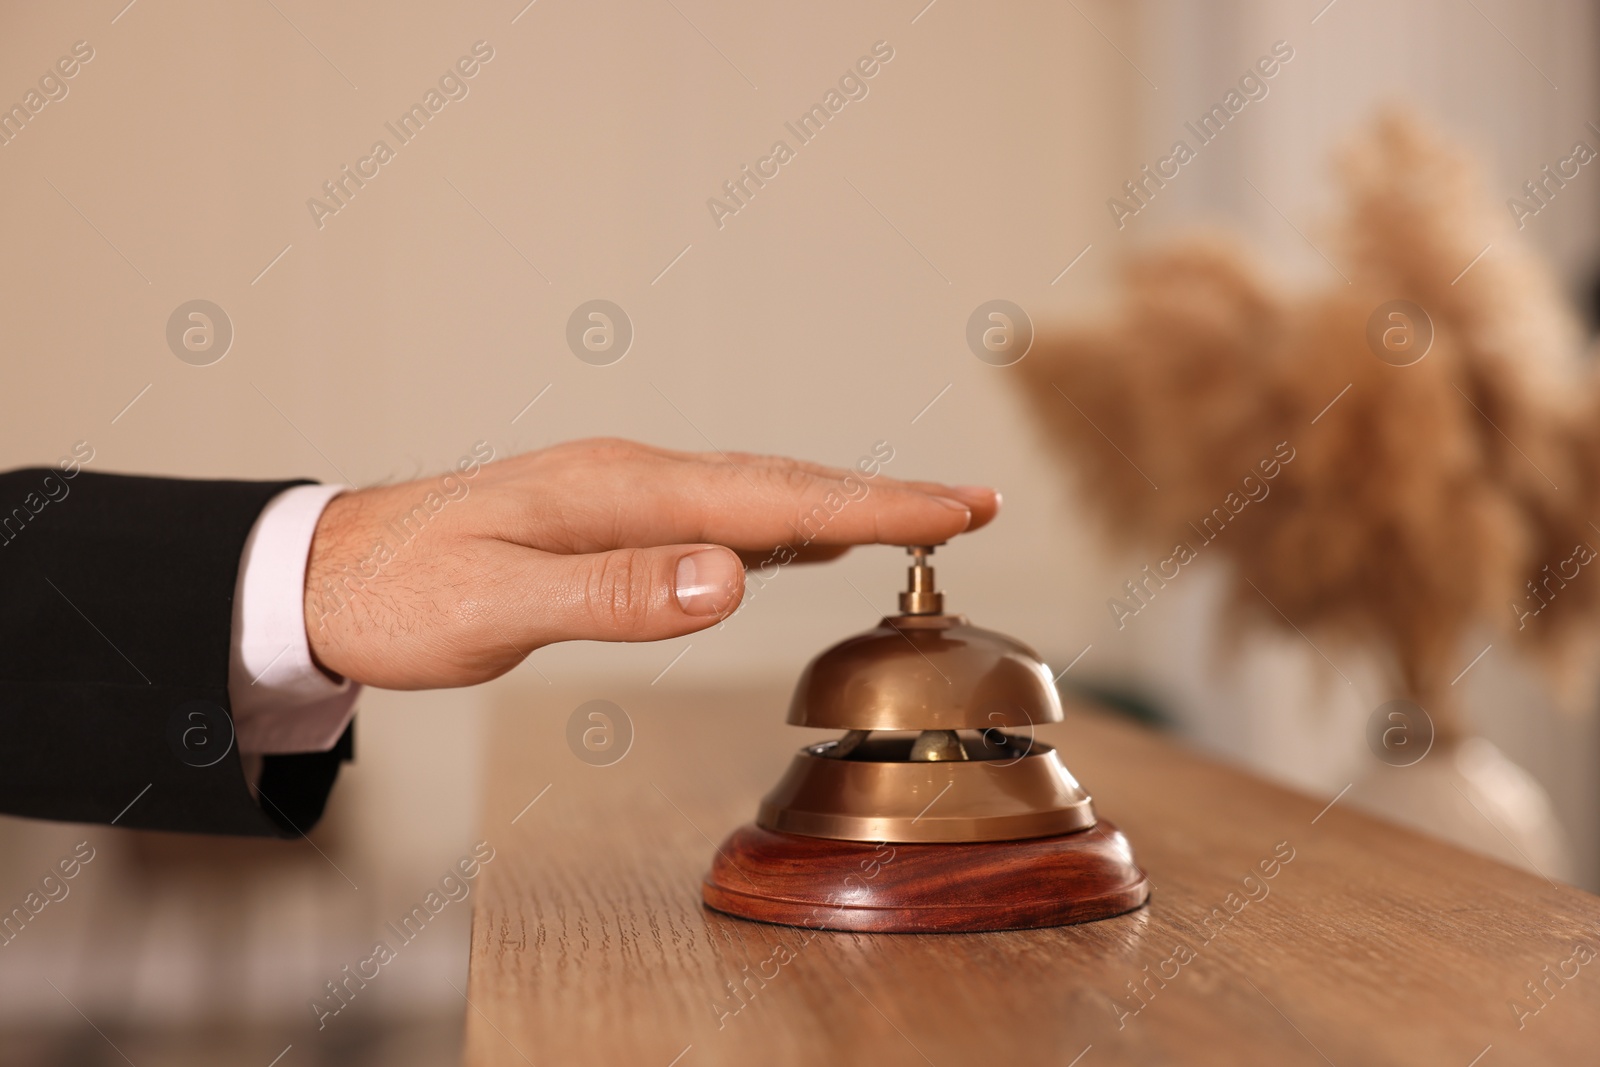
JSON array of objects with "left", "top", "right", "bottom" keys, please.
[
  {"left": 932, "top": 496, "right": 973, "bottom": 530},
  {"left": 675, "top": 548, "right": 741, "bottom": 616}
]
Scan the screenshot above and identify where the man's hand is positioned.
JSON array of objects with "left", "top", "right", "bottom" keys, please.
[{"left": 303, "top": 438, "right": 999, "bottom": 689}]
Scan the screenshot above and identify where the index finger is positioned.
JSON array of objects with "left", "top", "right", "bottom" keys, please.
[
  {"left": 631, "top": 442, "right": 1000, "bottom": 532},
  {"left": 499, "top": 441, "right": 998, "bottom": 554}
]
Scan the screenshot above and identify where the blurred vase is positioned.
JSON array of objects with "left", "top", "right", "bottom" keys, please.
[{"left": 1352, "top": 736, "right": 1572, "bottom": 883}]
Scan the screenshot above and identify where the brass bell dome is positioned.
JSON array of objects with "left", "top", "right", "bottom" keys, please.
[
  {"left": 756, "top": 546, "right": 1098, "bottom": 845},
  {"left": 785, "top": 617, "right": 1064, "bottom": 733}
]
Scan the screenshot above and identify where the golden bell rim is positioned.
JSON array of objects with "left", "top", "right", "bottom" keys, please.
[{"left": 755, "top": 738, "right": 1097, "bottom": 843}]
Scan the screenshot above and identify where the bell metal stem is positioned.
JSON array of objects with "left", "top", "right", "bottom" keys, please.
[{"left": 899, "top": 545, "right": 944, "bottom": 615}]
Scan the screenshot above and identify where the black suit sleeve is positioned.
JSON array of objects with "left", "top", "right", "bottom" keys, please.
[{"left": 0, "top": 467, "right": 353, "bottom": 837}]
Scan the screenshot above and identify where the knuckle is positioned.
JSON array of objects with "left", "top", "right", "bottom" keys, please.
[
  {"left": 565, "top": 436, "right": 639, "bottom": 464},
  {"left": 771, "top": 464, "right": 818, "bottom": 495},
  {"left": 585, "top": 549, "right": 656, "bottom": 628}
]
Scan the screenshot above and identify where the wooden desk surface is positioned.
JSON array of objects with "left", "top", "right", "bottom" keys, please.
[{"left": 465, "top": 681, "right": 1600, "bottom": 1066}]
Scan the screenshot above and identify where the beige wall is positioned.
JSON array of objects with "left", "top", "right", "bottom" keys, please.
[{"left": 0, "top": 0, "right": 1132, "bottom": 675}]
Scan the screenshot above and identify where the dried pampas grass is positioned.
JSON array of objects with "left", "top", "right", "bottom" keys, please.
[{"left": 1019, "top": 110, "right": 1600, "bottom": 737}]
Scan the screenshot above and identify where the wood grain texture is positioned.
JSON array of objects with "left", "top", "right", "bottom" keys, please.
[
  {"left": 702, "top": 822, "right": 1148, "bottom": 932},
  {"left": 466, "top": 680, "right": 1600, "bottom": 1066}
]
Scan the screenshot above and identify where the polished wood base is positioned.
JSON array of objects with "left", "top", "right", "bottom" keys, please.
[{"left": 702, "top": 820, "right": 1149, "bottom": 933}]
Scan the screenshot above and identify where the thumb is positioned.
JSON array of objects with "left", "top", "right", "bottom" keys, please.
[{"left": 517, "top": 544, "right": 745, "bottom": 645}]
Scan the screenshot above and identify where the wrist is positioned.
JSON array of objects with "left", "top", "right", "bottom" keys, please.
[{"left": 303, "top": 489, "right": 365, "bottom": 679}]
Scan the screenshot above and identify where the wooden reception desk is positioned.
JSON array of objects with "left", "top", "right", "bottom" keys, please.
[{"left": 464, "top": 682, "right": 1600, "bottom": 1065}]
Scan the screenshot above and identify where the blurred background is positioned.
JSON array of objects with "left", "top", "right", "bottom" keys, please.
[{"left": 2, "top": 0, "right": 1598, "bottom": 1062}]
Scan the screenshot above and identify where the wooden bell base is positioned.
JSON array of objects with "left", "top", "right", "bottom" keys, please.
[{"left": 702, "top": 820, "right": 1149, "bottom": 933}]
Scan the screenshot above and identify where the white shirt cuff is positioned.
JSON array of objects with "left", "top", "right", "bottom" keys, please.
[{"left": 228, "top": 483, "right": 361, "bottom": 755}]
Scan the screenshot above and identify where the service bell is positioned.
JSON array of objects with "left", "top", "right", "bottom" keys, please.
[{"left": 702, "top": 545, "right": 1149, "bottom": 933}]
